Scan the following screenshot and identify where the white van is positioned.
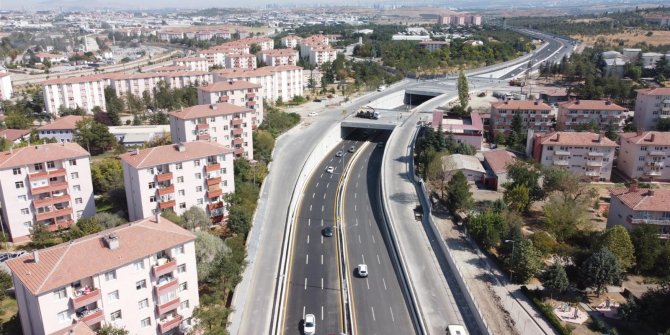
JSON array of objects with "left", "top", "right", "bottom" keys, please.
[
  {"left": 377, "top": 85, "right": 387, "bottom": 92},
  {"left": 446, "top": 325, "right": 467, "bottom": 335}
]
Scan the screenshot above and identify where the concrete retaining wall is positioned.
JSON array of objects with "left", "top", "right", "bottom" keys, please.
[{"left": 367, "top": 90, "right": 405, "bottom": 109}]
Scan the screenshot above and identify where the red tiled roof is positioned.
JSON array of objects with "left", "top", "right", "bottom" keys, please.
[
  {"left": 6, "top": 216, "right": 195, "bottom": 296},
  {"left": 483, "top": 149, "right": 517, "bottom": 174},
  {"left": 619, "top": 131, "right": 670, "bottom": 145},
  {"left": 38, "top": 115, "right": 85, "bottom": 131},
  {"left": 42, "top": 74, "right": 107, "bottom": 85},
  {"left": 152, "top": 65, "right": 190, "bottom": 72},
  {"left": 0, "top": 143, "right": 89, "bottom": 169},
  {"left": 174, "top": 56, "right": 206, "bottom": 62},
  {"left": 120, "top": 141, "right": 234, "bottom": 169},
  {"left": 491, "top": 100, "right": 551, "bottom": 111},
  {"left": 636, "top": 87, "right": 670, "bottom": 96},
  {"left": 168, "top": 102, "right": 251, "bottom": 120},
  {"left": 539, "top": 131, "right": 618, "bottom": 147},
  {"left": 259, "top": 49, "right": 298, "bottom": 56},
  {"left": 197, "top": 80, "right": 261, "bottom": 92},
  {"left": 558, "top": 100, "right": 627, "bottom": 111},
  {"left": 52, "top": 321, "right": 96, "bottom": 335},
  {"left": 609, "top": 188, "right": 670, "bottom": 212},
  {"left": 0, "top": 128, "right": 31, "bottom": 141}
]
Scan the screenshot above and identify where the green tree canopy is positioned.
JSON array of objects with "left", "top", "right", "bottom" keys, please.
[
  {"left": 543, "top": 194, "right": 589, "bottom": 242},
  {"left": 630, "top": 225, "right": 662, "bottom": 274},
  {"left": 466, "top": 210, "right": 508, "bottom": 249},
  {"left": 182, "top": 206, "right": 210, "bottom": 231},
  {"left": 74, "top": 119, "right": 117, "bottom": 155},
  {"left": 195, "top": 231, "right": 229, "bottom": 282},
  {"left": 91, "top": 158, "right": 123, "bottom": 194},
  {"left": 505, "top": 238, "right": 543, "bottom": 284},
  {"left": 503, "top": 184, "right": 530, "bottom": 213},
  {"left": 457, "top": 70, "right": 469, "bottom": 110},
  {"left": 598, "top": 226, "right": 635, "bottom": 271},
  {"left": 542, "top": 263, "right": 570, "bottom": 295},
  {"left": 446, "top": 171, "right": 473, "bottom": 215},
  {"left": 580, "top": 248, "right": 623, "bottom": 296}
]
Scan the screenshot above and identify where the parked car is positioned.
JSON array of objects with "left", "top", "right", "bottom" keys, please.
[
  {"left": 308, "top": 112, "right": 318, "bottom": 116},
  {"left": 304, "top": 314, "right": 316, "bottom": 335}
]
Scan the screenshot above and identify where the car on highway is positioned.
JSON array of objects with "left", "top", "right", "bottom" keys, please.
[
  {"left": 335, "top": 150, "right": 343, "bottom": 157},
  {"left": 446, "top": 324, "right": 467, "bottom": 335},
  {"left": 322, "top": 226, "right": 334, "bottom": 237},
  {"left": 326, "top": 166, "right": 334, "bottom": 173},
  {"left": 357, "top": 264, "right": 368, "bottom": 277},
  {"left": 308, "top": 112, "right": 318, "bottom": 117},
  {"left": 304, "top": 314, "right": 316, "bottom": 335},
  {"left": 348, "top": 145, "right": 356, "bottom": 153}
]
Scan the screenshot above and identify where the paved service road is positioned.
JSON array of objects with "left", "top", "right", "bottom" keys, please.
[
  {"left": 341, "top": 132, "right": 415, "bottom": 335},
  {"left": 282, "top": 137, "right": 362, "bottom": 335}
]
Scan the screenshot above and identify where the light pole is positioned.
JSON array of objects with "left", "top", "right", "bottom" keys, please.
[{"left": 504, "top": 239, "right": 516, "bottom": 283}]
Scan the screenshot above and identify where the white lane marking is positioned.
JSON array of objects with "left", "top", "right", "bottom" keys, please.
[
  {"left": 354, "top": 193, "right": 357, "bottom": 199},
  {"left": 321, "top": 254, "right": 323, "bottom": 264},
  {"left": 372, "top": 235, "right": 376, "bottom": 244},
  {"left": 304, "top": 278, "right": 307, "bottom": 290},
  {"left": 362, "top": 254, "right": 366, "bottom": 264},
  {"left": 323, "top": 193, "right": 326, "bottom": 199},
  {"left": 354, "top": 204, "right": 357, "bottom": 211},
  {"left": 371, "top": 306, "right": 376, "bottom": 321},
  {"left": 358, "top": 235, "right": 361, "bottom": 244},
  {"left": 309, "top": 205, "right": 312, "bottom": 212},
  {"left": 316, "top": 182, "right": 319, "bottom": 187},
  {"left": 368, "top": 219, "right": 371, "bottom": 227},
  {"left": 320, "top": 173, "right": 323, "bottom": 178},
  {"left": 383, "top": 278, "right": 387, "bottom": 290},
  {"left": 390, "top": 306, "right": 395, "bottom": 323},
  {"left": 355, "top": 218, "right": 359, "bottom": 226},
  {"left": 366, "top": 277, "right": 370, "bottom": 290},
  {"left": 307, "top": 235, "right": 310, "bottom": 244},
  {"left": 306, "top": 254, "right": 309, "bottom": 265},
  {"left": 321, "top": 205, "right": 324, "bottom": 212},
  {"left": 321, "top": 219, "right": 324, "bottom": 226},
  {"left": 377, "top": 254, "right": 381, "bottom": 265},
  {"left": 321, "top": 236, "right": 323, "bottom": 244},
  {"left": 356, "top": 182, "right": 358, "bottom": 188},
  {"left": 303, "top": 306, "right": 305, "bottom": 319},
  {"left": 321, "top": 278, "right": 324, "bottom": 290},
  {"left": 326, "top": 182, "right": 330, "bottom": 189},
  {"left": 330, "top": 173, "right": 333, "bottom": 179},
  {"left": 357, "top": 173, "right": 361, "bottom": 178},
  {"left": 308, "top": 218, "right": 311, "bottom": 227},
  {"left": 321, "top": 306, "right": 324, "bottom": 321}
]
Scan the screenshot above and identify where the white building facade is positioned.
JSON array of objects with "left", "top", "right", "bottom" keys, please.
[
  {"left": 557, "top": 99, "right": 627, "bottom": 132},
  {"left": 43, "top": 75, "right": 107, "bottom": 115},
  {"left": 634, "top": 87, "right": 670, "bottom": 131},
  {"left": 197, "top": 80, "right": 264, "bottom": 128},
  {"left": 617, "top": 131, "right": 670, "bottom": 182}
]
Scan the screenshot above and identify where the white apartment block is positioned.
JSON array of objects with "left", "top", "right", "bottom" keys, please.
[
  {"left": 224, "top": 54, "right": 257, "bottom": 69},
  {"left": 557, "top": 99, "right": 627, "bottom": 131},
  {"left": 6, "top": 216, "right": 199, "bottom": 335},
  {"left": 173, "top": 56, "right": 208, "bottom": 72},
  {"left": 257, "top": 49, "right": 299, "bottom": 66},
  {"left": 634, "top": 87, "right": 670, "bottom": 131},
  {"left": 230, "top": 37, "right": 274, "bottom": 51},
  {"left": 531, "top": 131, "right": 618, "bottom": 181},
  {"left": 157, "top": 31, "right": 184, "bottom": 41},
  {"left": 308, "top": 47, "right": 337, "bottom": 66},
  {"left": 281, "top": 35, "right": 302, "bottom": 48},
  {"left": 197, "top": 80, "right": 264, "bottom": 127},
  {"left": 107, "top": 71, "right": 213, "bottom": 99},
  {"left": 120, "top": 142, "right": 235, "bottom": 223},
  {"left": 0, "top": 143, "right": 95, "bottom": 242},
  {"left": 419, "top": 41, "right": 450, "bottom": 52},
  {"left": 213, "top": 65, "right": 304, "bottom": 103},
  {"left": 43, "top": 75, "right": 107, "bottom": 115},
  {"left": 37, "top": 115, "right": 85, "bottom": 143},
  {"left": 617, "top": 131, "right": 670, "bottom": 182},
  {"left": 490, "top": 100, "right": 553, "bottom": 134},
  {"left": 198, "top": 45, "right": 250, "bottom": 68},
  {"left": 608, "top": 183, "right": 670, "bottom": 237},
  {"left": 0, "top": 71, "right": 12, "bottom": 100},
  {"left": 168, "top": 103, "right": 255, "bottom": 160}
]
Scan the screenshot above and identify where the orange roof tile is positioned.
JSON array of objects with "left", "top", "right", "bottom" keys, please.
[
  {"left": 197, "top": 80, "right": 261, "bottom": 92},
  {"left": 637, "top": 87, "right": 670, "bottom": 96},
  {"left": 0, "top": 143, "right": 89, "bottom": 169},
  {"left": 609, "top": 188, "right": 670, "bottom": 212},
  {"left": 168, "top": 102, "right": 251, "bottom": 120},
  {"left": 491, "top": 100, "right": 551, "bottom": 111},
  {"left": 53, "top": 321, "right": 96, "bottom": 335},
  {"left": 6, "top": 216, "right": 195, "bottom": 296},
  {"left": 482, "top": 149, "right": 517, "bottom": 174},
  {"left": 37, "top": 115, "right": 85, "bottom": 131},
  {"left": 539, "top": 131, "right": 618, "bottom": 147},
  {"left": 120, "top": 141, "right": 233, "bottom": 169},
  {"left": 0, "top": 128, "right": 31, "bottom": 141},
  {"left": 558, "top": 100, "right": 627, "bottom": 111},
  {"left": 619, "top": 131, "right": 670, "bottom": 145}
]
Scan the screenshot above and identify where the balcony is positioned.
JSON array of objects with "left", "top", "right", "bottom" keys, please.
[
  {"left": 157, "top": 185, "right": 175, "bottom": 196},
  {"left": 232, "top": 138, "right": 244, "bottom": 145},
  {"left": 234, "top": 147, "right": 244, "bottom": 156},
  {"left": 46, "top": 219, "right": 74, "bottom": 232},
  {"left": 554, "top": 150, "right": 571, "bottom": 156},
  {"left": 587, "top": 161, "right": 603, "bottom": 167},
  {"left": 246, "top": 92, "right": 256, "bottom": 99},
  {"left": 553, "top": 160, "right": 569, "bottom": 166},
  {"left": 218, "top": 95, "right": 229, "bottom": 102},
  {"left": 205, "top": 163, "right": 220, "bottom": 173},
  {"left": 155, "top": 277, "right": 178, "bottom": 296},
  {"left": 156, "top": 172, "right": 173, "bottom": 183},
  {"left": 153, "top": 258, "right": 177, "bottom": 278},
  {"left": 196, "top": 123, "right": 209, "bottom": 130},
  {"left": 588, "top": 152, "right": 605, "bottom": 157},
  {"left": 232, "top": 128, "right": 243, "bottom": 136},
  {"left": 158, "top": 315, "right": 183, "bottom": 334},
  {"left": 232, "top": 118, "right": 243, "bottom": 126},
  {"left": 157, "top": 297, "right": 180, "bottom": 316},
  {"left": 649, "top": 151, "right": 665, "bottom": 156},
  {"left": 32, "top": 194, "right": 70, "bottom": 208},
  {"left": 207, "top": 177, "right": 221, "bottom": 187},
  {"left": 159, "top": 200, "right": 176, "bottom": 210},
  {"left": 585, "top": 171, "right": 600, "bottom": 177},
  {"left": 206, "top": 189, "right": 223, "bottom": 199},
  {"left": 28, "top": 168, "right": 66, "bottom": 181},
  {"left": 79, "top": 308, "right": 104, "bottom": 327},
  {"left": 71, "top": 288, "right": 101, "bottom": 310},
  {"left": 628, "top": 217, "right": 670, "bottom": 225},
  {"left": 247, "top": 101, "right": 256, "bottom": 107},
  {"left": 646, "top": 170, "right": 662, "bottom": 176},
  {"left": 649, "top": 161, "right": 665, "bottom": 168},
  {"left": 35, "top": 207, "right": 72, "bottom": 222},
  {"left": 197, "top": 134, "right": 210, "bottom": 141},
  {"left": 31, "top": 181, "right": 68, "bottom": 195},
  {"left": 208, "top": 201, "right": 224, "bottom": 211}
]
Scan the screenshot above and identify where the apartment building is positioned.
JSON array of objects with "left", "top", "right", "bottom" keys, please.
[
  {"left": 224, "top": 54, "right": 257, "bottom": 69},
  {"left": 43, "top": 75, "right": 107, "bottom": 114},
  {"left": 607, "top": 182, "right": 670, "bottom": 237},
  {"left": 168, "top": 103, "right": 254, "bottom": 160},
  {"left": 490, "top": 100, "right": 553, "bottom": 134},
  {"left": 227, "top": 37, "right": 274, "bottom": 51},
  {"left": 152, "top": 65, "right": 190, "bottom": 73},
  {"left": 281, "top": 34, "right": 302, "bottom": 48},
  {"left": 157, "top": 31, "right": 184, "bottom": 41},
  {"left": 6, "top": 216, "right": 199, "bottom": 335},
  {"left": 617, "top": 131, "right": 670, "bottom": 182},
  {"left": 0, "top": 129, "right": 30, "bottom": 144},
  {"left": 173, "top": 56, "right": 208, "bottom": 72},
  {"left": 120, "top": 141, "right": 235, "bottom": 223},
  {"left": 431, "top": 110, "right": 484, "bottom": 150},
  {"left": 197, "top": 80, "right": 264, "bottom": 127},
  {"left": 557, "top": 99, "right": 627, "bottom": 131},
  {"left": 419, "top": 40, "right": 450, "bottom": 52},
  {"left": 37, "top": 115, "right": 85, "bottom": 143},
  {"left": 0, "top": 143, "right": 95, "bottom": 242},
  {"left": 213, "top": 65, "right": 304, "bottom": 103},
  {"left": 531, "top": 131, "right": 618, "bottom": 181},
  {"left": 257, "top": 49, "right": 299, "bottom": 66},
  {"left": 0, "top": 71, "right": 12, "bottom": 100},
  {"left": 633, "top": 87, "right": 670, "bottom": 131},
  {"left": 309, "top": 47, "right": 337, "bottom": 66},
  {"left": 107, "top": 71, "right": 213, "bottom": 99}
]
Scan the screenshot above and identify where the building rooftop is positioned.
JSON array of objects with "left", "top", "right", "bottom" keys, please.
[
  {"left": 491, "top": 100, "right": 551, "bottom": 111},
  {"left": 609, "top": 187, "right": 670, "bottom": 212},
  {"left": 0, "top": 143, "right": 89, "bottom": 169},
  {"left": 539, "top": 131, "right": 618, "bottom": 147},
  {"left": 53, "top": 321, "right": 95, "bottom": 335},
  {"left": 174, "top": 56, "right": 205, "bottom": 62},
  {"left": 558, "top": 99, "right": 627, "bottom": 111},
  {"left": 441, "top": 154, "right": 485, "bottom": 173},
  {"left": 151, "top": 65, "right": 190, "bottom": 72},
  {"left": 619, "top": 131, "right": 670, "bottom": 145},
  {"left": 38, "top": 115, "right": 85, "bottom": 131},
  {"left": 6, "top": 216, "right": 195, "bottom": 296},
  {"left": 483, "top": 150, "right": 517, "bottom": 174},
  {"left": 168, "top": 102, "right": 251, "bottom": 120},
  {"left": 42, "top": 74, "right": 106, "bottom": 85},
  {"left": 120, "top": 141, "right": 233, "bottom": 169},
  {"left": 198, "top": 80, "right": 261, "bottom": 92},
  {"left": 0, "top": 128, "right": 31, "bottom": 141},
  {"left": 636, "top": 87, "right": 670, "bottom": 96},
  {"left": 259, "top": 49, "right": 298, "bottom": 56}
]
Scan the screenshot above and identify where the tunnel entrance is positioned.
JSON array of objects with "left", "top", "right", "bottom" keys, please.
[{"left": 404, "top": 89, "right": 443, "bottom": 107}]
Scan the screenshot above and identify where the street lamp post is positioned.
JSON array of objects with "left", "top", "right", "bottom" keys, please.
[{"left": 504, "top": 239, "right": 516, "bottom": 283}]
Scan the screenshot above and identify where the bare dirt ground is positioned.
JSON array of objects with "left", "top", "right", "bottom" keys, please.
[{"left": 571, "top": 29, "right": 670, "bottom": 46}]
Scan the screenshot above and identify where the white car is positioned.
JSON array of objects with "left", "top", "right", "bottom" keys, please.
[
  {"left": 326, "top": 166, "right": 334, "bottom": 173},
  {"left": 308, "top": 112, "right": 318, "bottom": 117},
  {"left": 357, "top": 264, "right": 368, "bottom": 277},
  {"left": 304, "top": 314, "right": 316, "bottom": 335}
]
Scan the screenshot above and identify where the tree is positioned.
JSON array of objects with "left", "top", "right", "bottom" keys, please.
[
  {"left": 0, "top": 270, "right": 13, "bottom": 300},
  {"left": 29, "top": 223, "right": 55, "bottom": 249},
  {"left": 580, "top": 248, "right": 623, "bottom": 296},
  {"left": 655, "top": 243, "right": 670, "bottom": 278},
  {"left": 182, "top": 206, "right": 210, "bottom": 231},
  {"left": 74, "top": 119, "right": 117, "bottom": 155},
  {"left": 249, "top": 43, "right": 262, "bottom": 54},
  {"left": 252, "top": 130, "right": 275, "bottom": 162},
  {"left": 457, "top": 70, "right": 469, "bottom": 110},
  {"left": 657, "top": 118, "right": 670, "bottom": 131},
  {"left": 96, "top": 325, "right": 129, "bottom": 335},
  {"left": 69, "top": 213, "right": 126, "bottom": 240},
  {"left": 543, "top": 194, "right": 588, "bottom": 242},
  {"left": 505, "top": 161, "right": 543, "bottom": 203},
  {"left": 503, "top": 184, "right": 530, "bottom": 213},
  {"left": 466, "top": 210, "right": 507, "bottom": 249},
  {"left": 542, "top": 166, "right": 597, "bottom": 203},
  {"left": 599, "top": 226, "right": 635, "bottom": 271},
  {"left": 631, "top": 225, "right": 662, "bottom": 274},
  {"left": 445, "top": 171, "right": 473, "bottom": 215},
  {"left": 542, "top": 263, "right": 569, "bottom": 297},
  {"left": 91, "top": 158, "right": 123, "bottom": 194},
  {"left": 161, "top": 210, "right": 185, "bottom": 227},
  {"left": 195, "top": 231, "right": 229, "bottom": 282},
  {"left": 104, "top": 87, "right": 123, "bottom": 126},
  {"left": 505, "top": 238, "right": 543, "bottom": 284},
  {"left": 4, "top": 110, "right": 33, "bottom": 129},
  {"left": 620, "top": 283, "right": 670, "bottom": 333}
]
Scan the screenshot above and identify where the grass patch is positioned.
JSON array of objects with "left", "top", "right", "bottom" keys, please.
[
  {"left": 95, "top": 197, "right": 114, "bottom": 213},
  {"left": 0, "top": 297, "right": 22, "bottom": 335}
]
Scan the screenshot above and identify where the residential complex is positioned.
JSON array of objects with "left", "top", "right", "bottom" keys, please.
[
  {"left": 173, "top": 56, "right": 209, "bottom": 72},
  {"left": 281, "top": 35, "right": 302, "bottom": 48},
  {"left": 224, "top": 54, "right": 257, "bottom": 69},
  {"left": 490, "top": 100, "right": 553, "bottom": 134},
  {"left": 633, "top": 87, "right": 670, "bottom": 131},
  {"left": 530, "top": 131, "right": 618, "bottom": 181},
  {"left": 257, "top": 49, "right": 299, "bottom": 66},
  {"left": 6, "top": 216, "right": 199, "bottom": 335},
  {"left": 37, "top": 115, "right": 85, "bottom": 143},
  {"left": 168, "top": 103, "right": 255, "bottom": 159},
  {"left": 197, "top": 80, "right": 264, "bottom": 127},
  {"left": 557, "top": 99, "right": 627, "bottom": 131},
  {"left": 0, "top": 143, "right": 95, "bottom": 242},
  {"left": 438, "top": 14, "right": 482, "bottom": 26},
  {"left": 617, "top": 131, "right": 670, "bottom": 182},
  {"left": 107, "top": 71, "right": 213, "bottom": 99},
  {"left": 298, "top": 35, "right": 339, "bottom": 66},
  {"left": 213, "top": 65, "right": 303, "bottom": 103},
  {"left": 608, "top": 183, "right": 670, "bottom": 237},
  {"left": 43, "top": 75, "right": 107, "bottom": 115},
  {"left": 120, "top": 141, "right": 235, "bottom": 223},
  {"left": 0, "top": 71, "right": 12, "bottom": 100},
  {"left": 419, "top": 40, "right": 450, "bottom": 52}
]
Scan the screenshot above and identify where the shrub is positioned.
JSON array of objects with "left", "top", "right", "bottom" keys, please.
[{"left": 520, "top": 286, "right": 573, "bottom": 335}]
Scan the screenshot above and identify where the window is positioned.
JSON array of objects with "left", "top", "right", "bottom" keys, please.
[
  {"left": 141, "top": 317, "right": 151, "bottom": 327},
  {"left": 54, "top": 287, "right": 67, "bottom": 300},
  {"left": 134, "top": 260, "right": 145, "bottom": 271},
  {"left": 12, "top": 168, "right": 21, "bottom": 175},
  {"left": 110, "top": 310, "right": 122, "bottom": 321},
  {"left": 57, "top": 310, "right": 69, "bottom": 323},
  {"left": 221, "top": 168, "right": 227, "bottom": 174},
  {"left": 69, "top": 159, "right": 77, "bottom": 166},
  {"left": 34, "top": 163, "right": 44, "bottom": 171},
  {"left": 179, "top": 202, "right": 186, "bottom": 209},
  {"left": 47, "top": 161, "right": 55, "bottom": 169},
  {"left": 73, "top": 185, "right": 81, "bottom": 191},
  {"left": 197, "top": 199, "right": 203, "bottom": 205},
  {"left": 136, "top": 279, "right": 147, "bottom": 290},
  {"left": 138, "top": 298, "right": 149, "bottom": 310},
  {"left": 177, "top": 264, "right": 186, "bottom": 274},
  {"left": 21, "top": 208, "right": 29, "bottom": 215},
  {"left": 150, "top": 195, "right": 156, "bottom": 203},
  {"left": 193, "top": 159, "right": 201, "bottom": 166},
  {"left": 178, "top": 189, "right": 185, "bottom": 196},
  {"left": 159, "top": 290, "right": 177, "bottom": 304},
  {"left": 195, "top": 173, "right": 202, "bottom": 179},
  {"left": 70, "top": 172, "right": 79, "bottom": 179},
  {"left": 148, "top": 182, "right": 156, "bottom": 189},
  {"left": 179, "top": 282, "right": 188, "bottom": 292},
  {"left": 107, "top": 290, "right": 119, "bottom": 302},
  {"left": 75, "top": 198, "right": 82, "bottom": 204},
  {"left": 174, "top": 245, "right": 185, "bottom": 255},
  {"left": 104, "top": 270, "right": 116, "bottom": 281},
  {"left": 17, "top": 195, "right": 26, "bottom": 201},
  {"left": 180, "top": 300, "right": 190, "bottom": 310},
  {"left": 176, "top": 163, "right": 183, "bottom": 170},
  {"left": 15, "top": 181, "right": 24, "bottom": 189},
  {"left": 23, "top": 221, "right": 31, "bottom": 228},
  {"left": 196, "top": 186, "right": 203, "bottom": 192},
  {"left": 177, "top": 176, "right": 184, "bottom": 183}
]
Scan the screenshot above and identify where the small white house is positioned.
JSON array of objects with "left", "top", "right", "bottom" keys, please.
[{"left": 441, "top": 154, "right": 486, "bottom": 182}]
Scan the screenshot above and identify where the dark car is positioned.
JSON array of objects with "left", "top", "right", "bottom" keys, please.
[
  {"left": 335, "top": 151, "right": 344, "bottom": 157},
  {"left": 322, "top": 226, "right": 334, "bottom": 237},
  {"left": 348, "top": 146, "right": 356, "bottom": 153}
]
